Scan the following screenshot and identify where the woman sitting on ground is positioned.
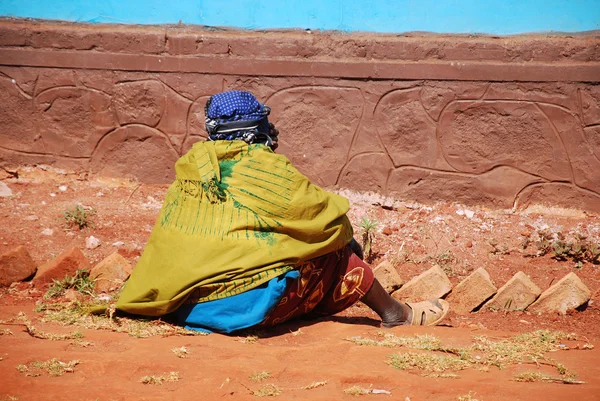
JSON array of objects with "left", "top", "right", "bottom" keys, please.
[{"left": 115, "top": 90, "right": 449, "bottom": 333}]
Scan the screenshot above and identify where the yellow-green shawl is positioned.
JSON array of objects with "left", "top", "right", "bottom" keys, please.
[{"left": 116, "top": 141, "right": 353, "bottom": 316}]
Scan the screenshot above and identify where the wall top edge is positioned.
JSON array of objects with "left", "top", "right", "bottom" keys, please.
[
  {"left": 2, "top": 18, "right": 600, "bottom": 41},
  {"left": 1, "top": 18, "right": 599, "bottom": 68}
]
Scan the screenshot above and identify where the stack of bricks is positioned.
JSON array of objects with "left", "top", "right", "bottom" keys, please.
[{"left": 374, "top": 261, "right": 592, "bottom": 315}]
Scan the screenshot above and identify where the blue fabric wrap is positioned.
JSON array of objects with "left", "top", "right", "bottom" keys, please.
[
  {"left": 206, "top": 90, "right": 266, "bottom": 122},
  {"left": 174, "top": 270, "right": 300, "bottom": 334},
  {"left": 205, "top": 90, "right": 271, "bottom": 141}
]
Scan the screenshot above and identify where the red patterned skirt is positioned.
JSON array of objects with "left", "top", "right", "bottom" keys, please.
[{"left": 259, "top": 244, "right": 375, "bottom": 327}]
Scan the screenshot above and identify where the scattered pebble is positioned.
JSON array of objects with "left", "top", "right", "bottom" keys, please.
[
  {"left": 41, "top": 228, "right": 54, "bottom": 236},
  {"left": 142, "top": 196, "right": 162, "bottom": 210},
  {"left": 456, "top": 208, "right": 475, "bottom": 219},
  {"left": 0, "top": 182, "right": 12, "bottom": 197},
  {"left": 24, "top": 215, "right": 38, "bottom": 221},
  {"left": 86, "top": 236, "right": 101, "bottom": 249},
  {"left": 112, "top": 241, "right": 125, "bottom": 247},
  {"left": 41, "top": 201, "right": 46, "bottom": 205},
  {"left": 96, "top": 191, "right": 104, "bottom": 197},
  {"left": 58, "top": 185, "right": 68, "bottom": 192},
  {"left": 49, "top": 193, "right": 56, "bottom": 197}
]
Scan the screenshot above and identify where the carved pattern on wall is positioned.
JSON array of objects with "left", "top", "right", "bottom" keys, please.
[{"left": 0, "top": 69, "right": 599, "bottom": 211}]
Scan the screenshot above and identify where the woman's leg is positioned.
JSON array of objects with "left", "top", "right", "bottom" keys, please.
[{"left": 360, "top": 278, "right": 412, "bottom": 327}]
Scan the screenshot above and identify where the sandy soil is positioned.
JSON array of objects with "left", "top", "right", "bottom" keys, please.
[{"left": 1, "top": 166, "right": 599, "bottom": 401}]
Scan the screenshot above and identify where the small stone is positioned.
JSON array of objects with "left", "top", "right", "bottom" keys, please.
[
  {"left": 89, "top": 252, "right": 133, "bottom": 293},
  {"left": 58, "top": 185, "right": 68, "bottom": 192},
  {"left": 527, "top": 273, "right": 591, "bottom": 315},
  {"left": 111, "top": 241, "right": 125, "bottom": 247},
  {"left": 382, "top": 226, "right": 393, "bottom": 236},
  {"left": 86, "top": 236, "right": 101, "bottom": 249},
  {"left": 33, "top": 248, "right": 90, "bottom": 285},
  {"left": 484, "top": 271, "right": 541, "bottom": 311},
  {"left": 373, "top": 260, "right": 404, "bottom": 293},
  {"left": 391, "top": 265, "right": 452, "bottom": 302},
  {"left": 24, "top": 215, "right": 38, "bottom": 221},
  {"left": 49, "top": 193, "right": 56, "bottom": 197},
  {"left": 446, "top": 268, "right": 497, "bottom": 314},
  {"left": 0, "top": 246, "right": 37, "bottom": 286},
  {"left": 0, "top": 182, "right": 12, "bottom": 197},
  {"left": 64, "top": 288, "right": 85, "bottom": 302},
  {"left": 41, "top": 228, "right": 54, "bottom": 236}
]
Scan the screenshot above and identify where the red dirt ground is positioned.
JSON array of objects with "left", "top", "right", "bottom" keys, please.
[{"left": 1, "top": 166, "right": 600, "bottom": 401}]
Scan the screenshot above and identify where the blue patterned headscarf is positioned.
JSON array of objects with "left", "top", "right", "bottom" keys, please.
[{"left": 204, "top": 90, "right": 274, "bottom": 146}]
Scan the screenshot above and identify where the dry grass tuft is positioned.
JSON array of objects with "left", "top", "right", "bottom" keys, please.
[
  {"left": 252, "top": 384, "right": 282, "bottom": 397},
  {"left": 25, "top": 323, "right": 83, "bottom": 341},
  {"left": 16, "top": 358, "right": 79, "bottom": 377},
  {"left": 249, "top": 371, "right": 271, "bottom": 382},
  {"left": 171, "top": 346, "right": 189, "bottom": 358},
  {"left": 302, "top": 381, "right": 328, "bottom": 390},
  {"left": 140, "top": 371, "right": 180, "bottom": 385},
  {"left": 470, "top": 330, "right": 574, "bottom": 371},
  {"left": 389, "top": 352, "right": 470, "bottom": 373},
  {"left": 423, "top": 372, "right": 460, "bottom": 379},
  {"left": 34, "top": 302, "right": 206, "bottom": 338},
  {"left": 238, "top": 335, "right": 259, "bottom": 344},
  {"left": 70, "top": 339, "right": 94, "bottom": 347},
  {"left": 343, "top": 385, "right": 371, "bottom": 396},
  {"left": 513, "top": 371, "right": 584, "bottom": 384},
  {"left": 457, "top": 392, "right": 481, "bottom": 401},
  {"left": 347, "top": 332, "right": 460, "bottom": 354},
  {"left": 352, "top": 330, "right": 579, "bottom": 380}
]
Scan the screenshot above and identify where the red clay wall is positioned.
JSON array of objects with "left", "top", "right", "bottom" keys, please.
[{"left": 1, "top": 20, "right": 599, "bottom": 212}]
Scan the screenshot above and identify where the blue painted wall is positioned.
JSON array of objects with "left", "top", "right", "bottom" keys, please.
[{"left": 1, "top": 0, "right": 599, "bottom": 34}]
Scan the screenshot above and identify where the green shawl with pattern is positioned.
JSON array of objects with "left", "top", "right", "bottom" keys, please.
[{"left": 116, "top": 141, "right": 353, "bottom": 316}]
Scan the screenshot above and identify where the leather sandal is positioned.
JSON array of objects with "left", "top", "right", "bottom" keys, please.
[{"left": 406, "top": 299, "right": 450, "bottom": 326}]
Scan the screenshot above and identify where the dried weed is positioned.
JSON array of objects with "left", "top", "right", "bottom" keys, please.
[
  {"left": 252, "top": 384, "right": 282, "bottom": 397},
  {"left": 16, "top": 358, "right": 79, "bottom": 377},
  {"left": 171, "top": 346, "right": 189, "bottom": 358},
  {"left": 249, "top": 371, "right": 271, "bottom": 382},
  {"left": 140, "top": 371, "right": 180, "bottom": 385}
]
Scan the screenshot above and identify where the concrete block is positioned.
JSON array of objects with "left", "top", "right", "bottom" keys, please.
[
  {"left": 373, "top": 260, "right": 404, "bottom": 294},
  {"left": 527, "top": 272, "right": 591, "bottom": 315},
  {"left": 33, "top": 248, "right": 90, "bottom": 286},
  {"left": 0, "top": 246, "right": 37, "bottom": 286},
  {"left": 90, "top": 252, "right": 133, "bottom": 293},
  {"left": 446, "top": 267, "right": 497, "bottom": 314},
  {"left": 391, "top": 265, "right": 451, "bottom": 302},
  {"left": 484, "top": 271, "right": 541, "bottom": 311}
]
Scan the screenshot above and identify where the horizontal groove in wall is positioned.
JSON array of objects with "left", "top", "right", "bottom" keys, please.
[{"left": 1, "top": 48, "right": 599, "bottom": 82}]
